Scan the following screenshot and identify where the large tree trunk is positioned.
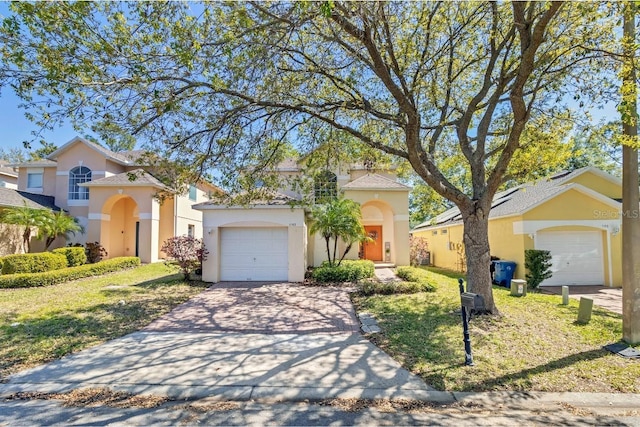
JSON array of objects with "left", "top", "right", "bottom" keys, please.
[
  {"left": 460, "top": 206, "right": 497, "bottom": 314},
  {"left": 622, "top": 1, "right": 640, "bottom": 344}
]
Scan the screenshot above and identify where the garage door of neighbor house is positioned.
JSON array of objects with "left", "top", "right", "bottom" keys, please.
[
  {"left": 535, "top": 230, "right": 604, "bottom": 286},
  {"left": 220, "top": 227, "right": 288, "bottom": 281}
]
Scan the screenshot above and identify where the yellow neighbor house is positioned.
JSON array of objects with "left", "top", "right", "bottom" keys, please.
[
  {"left": 412, "top": 167, "right": 622, "bottom": 288},
  {"left": 3, "top": 136, "right": 218, "bottom": 261}
]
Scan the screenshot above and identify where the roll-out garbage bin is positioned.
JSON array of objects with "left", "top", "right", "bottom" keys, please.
[{"left": 493, "top": 261, "right": 516, "bottom": 287}]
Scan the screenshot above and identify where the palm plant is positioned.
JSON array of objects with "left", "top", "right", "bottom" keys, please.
[
  {"left": 309, "top": 197, "right": 368, "bottom": 267},
  {"left": 37, "top": 210, "right": 84, "bottom": 250},
  {"left": 0, "top": 204, "right": 49, "bottom": 253}
]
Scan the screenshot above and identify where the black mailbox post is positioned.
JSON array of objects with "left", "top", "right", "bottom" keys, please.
[{"left": 458, "top": 278, "right": 484, "bottom": 366}]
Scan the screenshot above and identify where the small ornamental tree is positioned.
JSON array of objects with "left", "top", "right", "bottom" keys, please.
[
  {"left": 409, "top": 236, "right": 430, "bottom": 267},
  {"left": 309, "top": 197, "right": 368, "bottom": 267},
  {"left": 524, "top": 249, "right": 553, "bottom": 290},
  {"left": 161, "top": 236, "right": 208, "bottom": 280}
]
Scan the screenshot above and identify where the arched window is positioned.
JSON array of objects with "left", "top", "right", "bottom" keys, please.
[
  {"left": 314, "top": 170, "right": 337, "bottom": 203},
  {"left": 68, "top": 166, "right": 92, "bottom": 200}
]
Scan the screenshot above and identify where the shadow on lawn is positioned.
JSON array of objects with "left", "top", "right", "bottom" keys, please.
[
  {"left": 0, "top": 278, "right": 207, "bottom": 381},
  {"left": 462, "top": 348, "right": 608, "bottom": 391}
]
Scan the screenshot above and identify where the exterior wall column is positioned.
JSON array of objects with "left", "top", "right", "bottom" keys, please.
[
  {"left": 138, "top": 199, "right": 160, "bottom": 263},
  {"left": 288, "top": 224, "right": 307, "bottom": 282},
  {"left": 394, "top": 214, "right": 410, "bottom": 266},
  {"left": 202, "top": 226, "right": 220, "bottom": 283}
]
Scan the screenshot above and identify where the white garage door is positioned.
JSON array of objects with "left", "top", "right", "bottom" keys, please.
[
  {"left": 220, "top": 227, "right": 288, "bottom": 281},
  {"left": 535, "top": 231, "right": 604, "bottom": 286}
]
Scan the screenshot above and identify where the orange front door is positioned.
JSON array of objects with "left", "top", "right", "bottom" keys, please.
[{"left": 363, "top": 225, "right": 383, "bottom": 261}]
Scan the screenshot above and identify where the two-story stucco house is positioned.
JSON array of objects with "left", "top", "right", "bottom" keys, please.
[
  {"left": 8, "top": 136, "right": 217, "bottom": 262},
  {"left": 196, "top": 159, "right": 411, "bottom": 283}
]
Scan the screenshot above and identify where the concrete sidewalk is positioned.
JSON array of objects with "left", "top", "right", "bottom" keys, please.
[{"left": 0, "top": 282, "right": 437, "bottom": 402}]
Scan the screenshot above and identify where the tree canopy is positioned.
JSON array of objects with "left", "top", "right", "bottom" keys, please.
[{"left": 0, "top": 1, "right": 621, "bottom": 312}]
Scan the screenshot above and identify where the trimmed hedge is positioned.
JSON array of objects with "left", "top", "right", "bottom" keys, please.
[
  {"left": 52, "top": 247, "right": 87, "bottom": 267},
  {"left": 359, "top": 266, "right": 437, "bottom": 296},
  {"left": 0, "top": 257, "right": 141, "bottom": 289},
  {"left": 312, "top": 260, "right": 375, "bottom": 283},
  {"left": 1, "top": 252, "right": 68, "bottom": 275}
]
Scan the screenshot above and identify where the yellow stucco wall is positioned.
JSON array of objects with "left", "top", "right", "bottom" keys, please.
[
  {"left": 564, "top": 170, "right": 621, "bottom": 199},
  {"left": 414, "top": 186, "right": 622, "bottom": 286},
  {"left": 412, "top": 224, "right": 465, "bottom": 272}
]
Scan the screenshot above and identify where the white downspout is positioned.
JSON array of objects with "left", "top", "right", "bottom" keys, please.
[{"left": 606, "top": 228, "right": 613, "bottom": 287}]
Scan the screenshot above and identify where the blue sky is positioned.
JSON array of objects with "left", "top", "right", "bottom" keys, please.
[{"left": 0, "top": 2, "right": 623, "bottom": 154}]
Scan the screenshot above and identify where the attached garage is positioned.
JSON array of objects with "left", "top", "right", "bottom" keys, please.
[
  {"left": 536, "top": 230, "right": 605, "bottom": 286},
  {"left": 195, "top": 202, "right": 307, "bottom": 283},
  {"left": 220, "top": 227, "right": 288, "bottom": 281}
]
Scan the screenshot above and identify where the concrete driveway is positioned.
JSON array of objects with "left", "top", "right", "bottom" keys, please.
[{"left": 1, "top": 282, "right": 439, "bottom": 402}]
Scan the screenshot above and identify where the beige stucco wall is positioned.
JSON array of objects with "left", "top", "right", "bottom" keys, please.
[
  {"left": 1, "top": 172, "right": 18, "bottom": 189},
  {"left": 17, "top": 166, "right": 56, "bottom": 196},
  {"left": 343, "top": 189, "right": 410, "bottom": 266},
  {"left": 199, "top": 206, "right": 307, "bottom": 283},
  {"left": 86, "top": 186, "right": 160, "bottom": 263}
]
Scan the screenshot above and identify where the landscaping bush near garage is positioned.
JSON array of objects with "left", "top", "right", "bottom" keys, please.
[
  {"left": 52, "top": 247, "right": 87, "bottom": 267},
  {"left": 1, "top": 252, "right": 68, "bottom": 275},
  {"left": 312, "top": 260, "right": 375, "bottom": 283},
  {"left": 359, "top": 266, "right": 438, "bottom": 295},
  {"left": 0, "top": 257, "right": 140, "bottom": 289}
]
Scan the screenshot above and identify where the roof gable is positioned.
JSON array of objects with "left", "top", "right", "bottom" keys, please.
[
  {"left": 80, "top": 169, "right": 168, "bottom": 190},
  {"left": 342, "top": 173, "right": 410, "bottom": 191},
  {"left": 413, "top": 167, "right": 621, "bottom": 231},
  {"left": 47, "top": 136, "right": 141, "bottom": 166}
]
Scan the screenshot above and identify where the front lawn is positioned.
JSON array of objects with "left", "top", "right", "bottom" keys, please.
[
  {"left": 353, "top": 267, "right": 640, "bottom": 393},
  {"left": 0, "top": 263, "right": 207, "bottom": 381}
]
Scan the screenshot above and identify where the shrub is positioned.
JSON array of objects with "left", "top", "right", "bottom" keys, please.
[
  {"left": 409, "top": 236, "right": 430, "bottom": 266},
  {"left": 525, "top": 249, "right": 553, "bottom": 290},
  {"left": 312, "top": 260, "right": 375, "bottom": 282},
  {"left": 85, "top": 242, "right": 108, "bottom": 263},
  {"left": 0, "top": 257, "right": 141, "bottom": 288},
  {"left": 52, "top": 247, "right": 87, "bottom": 267},
  {"left": 359, "top": 266, "right": 438, "bottom": 295},
  {"left": 161, "top": 236, "right": 208, "bottom": 280},
  {"left": 1, "top": 252, "right": 68, "bottom": 275}
]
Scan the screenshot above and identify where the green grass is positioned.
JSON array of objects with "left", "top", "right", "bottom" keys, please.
[
  {"left": 0, "top": 263, "right": 208, "bottom": 381},
  {"left": 353, "top": 266, "right": 640, "bottom": 393}
]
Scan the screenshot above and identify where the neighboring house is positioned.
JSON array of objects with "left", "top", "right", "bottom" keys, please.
[
  {"left": 196, "top": 161, "right": 411, "bottom": 283},
  {"left": 7, "top": 136, "right": 217, "bottom": 262},
  {"left": 0, "top": 187, "right": 61, "bottom": 256},
  {"left": 0, "top": 163, "right": 18, "bottom": 189},
  {"left": 412, "top": 167, "right": 622, "bottom": 287}
]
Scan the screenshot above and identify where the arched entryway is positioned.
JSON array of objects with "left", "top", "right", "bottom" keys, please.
[
  {"left": 100, "top": 194, "right": 139, "bottom": 259},
  {"left": 360, "top": 200, "right": 395, "bottom": 263}
]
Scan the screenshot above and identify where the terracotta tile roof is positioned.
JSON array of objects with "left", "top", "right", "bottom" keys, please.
[
  {"left": 412, "top": 166, "right": 620, "bottom": 230},
  {"left": 80, "top": 169, "right": 168, "bottom": 189},
  {"left": 0, "top": 187, "right": 60, "bottom": 211},
  {"left": 341, "top": 173, "right": 410, "bottom": 190}
]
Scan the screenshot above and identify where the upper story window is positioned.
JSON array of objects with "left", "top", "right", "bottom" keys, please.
[
  {"left": 68, "top": 166, "right": 92, "bottom": 200},
  {"left": 314, "top": 170, "right": 337, "bottom": 203},
  {"left": 188, "top": 184, "right": 197, "bottom": 201},
  {"left": 27, "top": 171, "right": 43, "bottom": 190}
]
